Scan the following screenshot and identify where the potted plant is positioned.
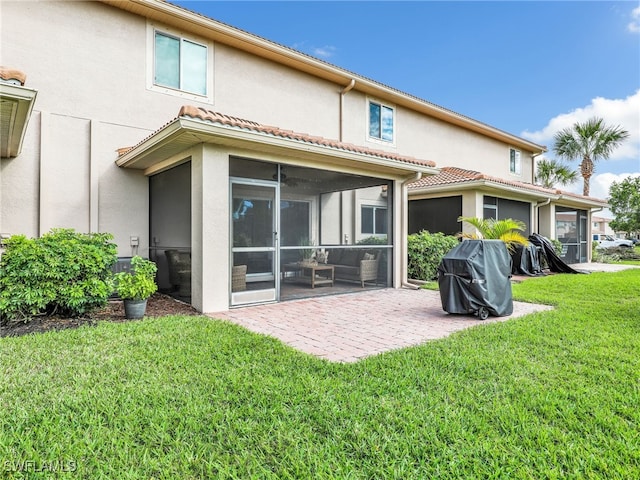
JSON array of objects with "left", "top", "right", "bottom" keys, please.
[
  {"left": 299, "top": 236, "right": 316, "bottom": 265},
  {"left": 114, "top": 255, "right": 158, "bottom": 319}
]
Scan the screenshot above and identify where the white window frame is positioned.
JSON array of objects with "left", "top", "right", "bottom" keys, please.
[
  {"left": 146, "top": 23, "right": 214, "bottom": 103},
  {"left": 360, "top": 204, "right": 388, "bottom": 236},
  {"left": 367, "top": 98, "right": 396, "bottom": 145},
  {"left": 509, "top": 148, "right": 522, "bottom": 175}
]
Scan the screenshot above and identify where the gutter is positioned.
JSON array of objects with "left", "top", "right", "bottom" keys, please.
[{"left": 401, "top": 172, "right": 423, "bottom": 290}]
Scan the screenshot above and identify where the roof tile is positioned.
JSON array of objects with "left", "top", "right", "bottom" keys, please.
[
  {"left": 0, "top": 67, "right": 27, "bottom": 86},
  {"left": 409, "top": 166, "right": 605, "bottom": 203},
  {"left": 176, "top": 105, "right": 436, "bottom": 167}
]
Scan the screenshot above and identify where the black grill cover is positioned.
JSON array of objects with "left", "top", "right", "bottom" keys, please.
[
  {"left": 437, "top": 240, "right": 513, "bottom": 317},
  {"left": 511, "top": 243, "right": 544, "bottom": 276}
]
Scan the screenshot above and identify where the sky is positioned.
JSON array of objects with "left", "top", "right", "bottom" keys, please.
[{"left": 172, "top": 0, "right": 640, "bottom": 209}]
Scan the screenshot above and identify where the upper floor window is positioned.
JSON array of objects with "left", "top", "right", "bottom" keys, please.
[
  {"left": 361, "top": 205, "right": 387, "bottom": 235},
  {"left": 368, "top": 100, "right": 394, "bottom": 143},
  {"left": 147, "top": 24, "right": 213, "bottom": 102},
  {"left": 509, "top": 148, "right": 521, "bottom": 175},
  {"left": 154, "top": 31, "right": 207, "bottom": 95}
]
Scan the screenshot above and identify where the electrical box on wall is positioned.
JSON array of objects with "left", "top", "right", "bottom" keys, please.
[{"left": 130, "top": 236, "right": 139, "bottom": 247}]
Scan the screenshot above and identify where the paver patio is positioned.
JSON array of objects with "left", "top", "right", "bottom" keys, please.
[{"left": 209, "top": 288, "right": 553, "bottom": 363}]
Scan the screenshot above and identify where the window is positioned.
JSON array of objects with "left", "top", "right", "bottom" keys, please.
[
  {"left": 361, "top": 206, "right": 387, "bottom": 235},
  {"left": 483, "top": 196, "right": 497, "bottom": 220},
  {"left": 368, "top": 101, "right": 394, "bottom": 142},
  {"left": 509, "top": 148, "right": 521, "bottom": 175},
  {"left": 153, "top": 30, "right": 207, "bottom": 96}
]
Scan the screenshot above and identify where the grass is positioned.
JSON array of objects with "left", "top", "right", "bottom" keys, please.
[{"left": 1, "top": 270, "right": 639, "bottom": 479}]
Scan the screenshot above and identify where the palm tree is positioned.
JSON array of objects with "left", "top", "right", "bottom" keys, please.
[
  {"left": 553, "top": 117, "right": 629, "bottom": 196},
  {"left": 458, "top": 216, "right": 529, "bottom": 252},
  {"left": 535, "top": 158, "right": 578, "bottom": 188}
]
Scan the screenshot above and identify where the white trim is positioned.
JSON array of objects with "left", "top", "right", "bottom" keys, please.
[
  {"left": 509, "top": 147, "right": 522, "bottom": 176},
  {"left": 146, "top": 21, "right": 214, "bottom": 103},
  {"left": 366, "top": 97, "right": 396, "bottom": 146}
]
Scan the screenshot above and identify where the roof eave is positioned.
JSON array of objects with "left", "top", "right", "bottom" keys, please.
[
  {"left": 410, "top": 179, "right": 609, "bottom": 208},
  {"left": 100, "top": 0, "right": 547, "bottom": 154},
  {"left": 0, "top": 83, "right": 38, "bottom": 158},
  {"left": 116, "top": 118, "right": 440, "bottom": 176}
]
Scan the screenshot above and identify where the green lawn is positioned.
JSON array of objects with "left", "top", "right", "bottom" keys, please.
[{"left": 1, "top": 270, "right": 639, "bottom": 479}]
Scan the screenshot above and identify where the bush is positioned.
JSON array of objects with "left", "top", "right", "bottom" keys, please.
[
  {"left": 0, "top": 229, "right": 117, "bottom": 323},
  {"left": 114, "top": 256, "right": 158, "bottom": 300},
  {"left": 408, "top": 230, "right": 458, "bottom": 281},
  {"left": 593, "top": 246, "right": 640, "bottom": 264},
  {"left": 357, "top": 236, "right": 388, "bottom": 245}
]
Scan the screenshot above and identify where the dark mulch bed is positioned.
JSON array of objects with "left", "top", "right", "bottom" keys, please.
[{"left": 0, "top": 293, "right": 200, "bottom": 338}]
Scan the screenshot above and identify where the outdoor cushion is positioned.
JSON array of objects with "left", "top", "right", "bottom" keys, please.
[{"left": 340, "top": 249, "right": 361, "bottom": 266}]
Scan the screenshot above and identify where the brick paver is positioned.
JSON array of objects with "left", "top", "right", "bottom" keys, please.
[{"left": 208, "top": 288, "right": 553, "bottom": 363}]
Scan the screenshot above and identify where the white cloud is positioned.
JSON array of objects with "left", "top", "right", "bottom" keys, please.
[
  {"left": 628, "top": 6, "right": 640, "bottom": 33},
  {"left": 522, "top": 90, "right": 640, "bottom": 162},
  {"left": 312, "top": 45, "right": 336, "bottom": 59},
  {"left": 292, "top": 42, "right": 336, "bottom": 59},
  {"left": 561, "top": 172, "right": 640, "bottom": 218}
]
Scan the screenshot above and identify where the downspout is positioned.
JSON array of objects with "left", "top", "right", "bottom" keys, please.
[
  {"left": 401, "top": 172, "right": 422, "bottom": 289},
  {"left": 533, "top": 197, "right": 551, "bottom": 235},
  {"left": 339, "top": 79, "right": 356, "bottom": 142}
]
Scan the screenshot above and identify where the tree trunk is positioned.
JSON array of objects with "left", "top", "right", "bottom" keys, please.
[{"left": 580, "top": 156, "right": 594, "bottom": 196}]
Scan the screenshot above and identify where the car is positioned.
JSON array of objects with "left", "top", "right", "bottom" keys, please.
[{"left": 593, "top": 234, "right": 634, "bottom": 249}]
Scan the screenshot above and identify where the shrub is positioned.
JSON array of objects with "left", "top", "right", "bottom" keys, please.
[
  {"left": 408, "top": 231, "right": 458, "bottom": 281},
  {"left": 357, "top": 236, "right": 388, "bottom": 245},
  {"left": 114, "top": 256, "right": 158, "bottom": 300},
  {"left": 593, "top": 246, "right": 640, "bottom": 264},
  {"left": 0, "top": 229, "right": 117, "bottom": 323},
  {"left": 550, "top": 238, "right": 563, "bottom": 256}
]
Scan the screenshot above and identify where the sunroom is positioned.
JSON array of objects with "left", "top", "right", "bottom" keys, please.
[{"left": 117, "top": 106, "right": 438, "bottom": 312}]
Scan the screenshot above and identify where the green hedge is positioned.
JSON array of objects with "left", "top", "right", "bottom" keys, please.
[
  {"left": 0, "top": 229, "right": 117, "bottom": 323},
  {"left": 407, "top": 230, "right": 458, "bottom": 281}
]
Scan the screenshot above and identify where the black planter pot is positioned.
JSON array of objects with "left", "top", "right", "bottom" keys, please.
[{"left": 123, "top": 299, "right": 148, "bottom": 319}]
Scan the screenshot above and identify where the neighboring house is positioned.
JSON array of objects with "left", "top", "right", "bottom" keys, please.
[
  {"left": 0, "top": 0, "right": 606, "bottom": 312},
  {"left": 408, "top": 168, "right": 607, "bottom": 265},
  {"left": 591, "top": 216, "right": 615, "bottom": 237}
]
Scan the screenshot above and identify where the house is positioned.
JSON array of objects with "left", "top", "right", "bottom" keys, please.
[
  {"left": 408, "top": 167, "right": 607, "bottom": 265},
  {"left": 0, "top": 0, "right": 606, "bottom": 312}
]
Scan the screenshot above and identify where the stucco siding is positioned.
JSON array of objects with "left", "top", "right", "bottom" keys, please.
[{"left": 213, "top": 44, "right": 340, "bottom": 139}]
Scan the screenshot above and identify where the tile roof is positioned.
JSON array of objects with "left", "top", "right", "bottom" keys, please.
[
  {"left": 176, "top": 106, "right": 436, "bottom": 168},
  {"left": 409, "top": 166, "right": 606, "bottom": 203},
  {"left": 0, "top": 67, "right": 26, "bottom": 86}
]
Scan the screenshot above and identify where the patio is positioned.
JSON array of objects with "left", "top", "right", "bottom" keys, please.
[{"left": 209, "top": 287, "right": 553, "bottom": 363}]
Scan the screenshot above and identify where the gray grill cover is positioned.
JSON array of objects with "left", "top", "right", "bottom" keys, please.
[{"left": 437, "top": 240, "right": 513, "bottom": 317}]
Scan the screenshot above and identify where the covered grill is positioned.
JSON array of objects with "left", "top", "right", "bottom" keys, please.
[{"left": 437, "top": 240, "right": 513, "bottom": 320}]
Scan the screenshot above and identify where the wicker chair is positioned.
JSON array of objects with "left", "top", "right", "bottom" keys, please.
[{"left": 232, "top": 265, "right": 247, "bottom": 292}]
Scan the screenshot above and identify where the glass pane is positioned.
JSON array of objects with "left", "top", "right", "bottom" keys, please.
[
  {"left": 182, "top": 39, "right": 207, "bottom": 95},
  {"left": 361, "top": 206, "right": 373, "bottom": 234},
  {"left": 280, "top": 200, "right": 310, "bottom": 246},
  {"left": 381, "top": 106, "right": 394, "bottom": 141},
  {"left": 375, "top": 208, "right": 387, "bottom": 234},
  {"left": 155, "top": 32, "right": 180, "bottom": 89},
  {"left": 369, "top": 102, "right": 381, "bottom": 138},
  {"left": 232, "top": 185, "right": 275, "bottom": 248}
]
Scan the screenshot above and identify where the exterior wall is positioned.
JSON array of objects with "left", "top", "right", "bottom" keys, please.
[
  {"left": 341, "top": 92, "right": 536, "bottom": 183},
  {"left": 537, "top": 203, "right": 554, "bottom": 239},
  {"left": 2, "top": 0, "right": 538, "bottom": 255},
  {"left": 191, "top": 144, "right": 230, "bottom": 313}
]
